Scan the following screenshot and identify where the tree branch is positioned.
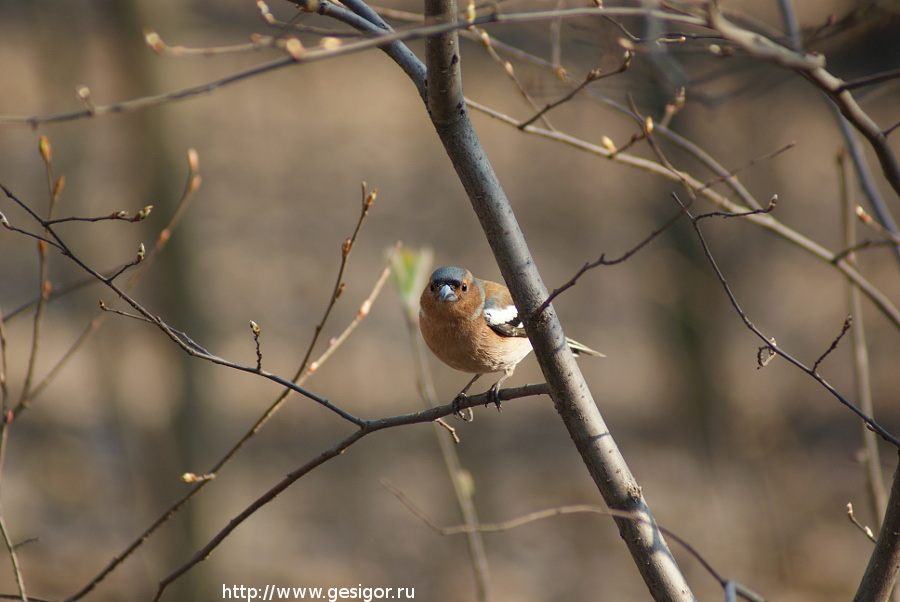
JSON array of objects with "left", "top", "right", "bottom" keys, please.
[
  {"left": 855, "top": 453, "right": 900, "bottom": 602},
  {"left": 422, "top": 0, "right": 693, "bottom": 599}
]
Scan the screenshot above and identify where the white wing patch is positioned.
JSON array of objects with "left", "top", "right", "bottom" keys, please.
[{"left": 483, "top": 304, "right": 520, "bottom": 327}]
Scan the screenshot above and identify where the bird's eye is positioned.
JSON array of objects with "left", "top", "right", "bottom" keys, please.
[
  {"left": 429, "top": 284, "right": 435, "bottom": 292},
  {"left": 461, "top": 282, "right": 468, "bottom": 292}
]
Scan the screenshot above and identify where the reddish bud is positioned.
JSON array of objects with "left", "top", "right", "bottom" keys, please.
[
  {"left": 285, "top": 37, "right": 305, "bottom": 61},
  {"left": 133, "top": 205, "right": 154, "bottom": 222},
  {"left": 187, "top": 148, "right": 199, "bottom": 173},
  {"left": 53, "top": 175, "right": 66, "bottom": 197},
  {"left": 256, "top": 0, "right": 276, "bottom": 24},
  {"left": 144, "top": 29, "right": 165, "bottom": 54},
  {"left": 856, "top": 206, "right": 872, "bottom": 224}
]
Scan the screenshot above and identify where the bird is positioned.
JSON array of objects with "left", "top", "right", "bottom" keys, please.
[{"left": 419, "top": 266, "right": 603, "bottom": 418}]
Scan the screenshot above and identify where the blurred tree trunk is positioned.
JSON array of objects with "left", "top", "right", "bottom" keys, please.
[{"left": 102, "top": 1, "right": 206, "bottom": 598}]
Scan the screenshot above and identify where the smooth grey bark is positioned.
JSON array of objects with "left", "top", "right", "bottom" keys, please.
[
  {"left": 855, "top": 455, "right": 900, "bottom": 602},
  {"left": 317, "top": 0, "right": 695, "bottom": 597},
  {"left": 420, "top": 0, "right": 694, "bottom": 600}
]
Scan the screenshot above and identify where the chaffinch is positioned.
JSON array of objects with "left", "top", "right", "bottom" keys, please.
[{"left": 419, "top": 266, "right": 603, "bottom": 416}]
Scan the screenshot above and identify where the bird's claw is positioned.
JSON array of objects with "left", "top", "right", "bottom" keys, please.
[
  {"left": 451, "top": 394, "right": 474, "bottom": 422},
  {"left": 486, "top": 386, "right": 502, "bottom": 413}
]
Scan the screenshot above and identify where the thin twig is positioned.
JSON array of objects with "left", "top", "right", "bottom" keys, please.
[
  {"left": 698, "top": 143, "right": 797, "bottom": 193},
  {"left": 838, "top": 67, "right": 900, "bottom": 92},
  {"left": 0, "top": 7, "right": 705, "bottom": 127},
  {"left": 854, "top": 453, "right": 900, "bottom": 601},
  {"left": 839, "top": 147, "right": 887, "bottom": 525},
  {"left": 535, "top": 209, "right": 685, "bottom": 317},
  {"left": 150, "top": 382, "right": 550, "bottom": 601},
  {"left": 0, "top": 179, "right": 386, "bottom": 601},
  {"left": 76, "top": 216, "right": 390, "bottom": 600},
  {"left": 709, "top": 4, "right": 900, "bottom": 202},
  {"left": 673, "top": 193, "right": 900, "bottom": 449},
  {"left": 476, "top": 28, "right": 554, "bottom": 131},
  {"left": 848, "top": 502, "right": 878, "bottom": 544},
  {"left": 17, "top": 137, "right": 61, "bottom": 414},
  {"left": 303, "top": 243, "right": 395, "bottom": 377},
  {"left": 381, "top": 484, "right": 768, "bottom": 602},
  {"left": 395, "top": 249, "right": 494, "bottom": 600},
  {"left": 517, "top": 50, "right": 633, "bottom": 130},
  {"left": 466, "top": 100, "right": 900, "bottom": 330},
  {"left": 811, "top": 315, "right": 852, "bottom": 374},
  {"left": 295, "top": 183, "right": 376, "bottom": 379},
  {"left": 0, "top": 412, "right": 27, "bottom": 602}
]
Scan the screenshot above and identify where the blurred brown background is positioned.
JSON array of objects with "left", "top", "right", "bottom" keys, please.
[{"left": 1, "top": 0, "right": 899, "bottom": 600}]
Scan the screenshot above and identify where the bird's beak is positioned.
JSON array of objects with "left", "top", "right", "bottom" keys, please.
[{"left": 436, "top": 283, "right": 456, "bottom": 302}]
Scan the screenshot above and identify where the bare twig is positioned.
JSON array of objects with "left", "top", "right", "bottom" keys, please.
[
  {"left": 536, "top": 209, "right": 685, "bottom": 317},
  {"left": 475, "top": 28, "right": 554, "bottom": 132},
  {"left": 699, "top": 143, "right": 797, "bottom": 193},
  {"left": 811, "top": 315, "right": 852, "bottom": 374},
  {"left": 840, "top": 149, "right": 887, "bottom": 523},
  {"left": 295, "top": 184, "right": 376, "bottom": 379},
  {"left": 673, "top": 193, "right": 900, "bottom": 449},
  {"left": 0, "top": 412, "right": 27, "bottom": 602},
  {"left": 467, "top": 100, "right": 900, "bottom": 330},
  {"left": 423, "top": 0, "right": 693, "bottom": 597},
  {"left": 250, "top": 321, "right": 263, "bottom": 372},
  {"left": 150, "top": 382, "right": 550, "bottom": 601},
  {"left": 838, "top": 67, "right": 900, "bottom": 92},
  {"left": 517, "top": 50, "right": 634, "bottom": 130},
  {"left": 708, "top": 4, "right": 900, "bottom": 201},
  {"left": 303, "top": 242, "right": 394, "bottom": 378},
  {"left": 381, "top": 483, "right": 767, "bottom": 602},
  {"left": 394, "top": 246, "right": 494, "bottom": 600},
  {"left": 0, "top": 7, "right": 707, "bottom": 127},
  {"left": 0, "top": 177, "right": 388, "bottom": 601},
  {"left": 1, "top": 148, "right": 201, "bottom": 416},
  {"left": 854, "top": 454, "right": 900, "bottom": 601},
  {"left": 16, "top": 138, "right": 61, "bottom": 415},
  {"left": 848, "top": 502, "right": 878, "bottom": 544}
]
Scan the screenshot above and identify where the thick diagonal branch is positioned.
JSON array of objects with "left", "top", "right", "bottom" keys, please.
[
  {"left": 423, "top": 1, "right": 693, "bottom": 600},
  {"left": 855, "top": 453, "right": 900, "bottom": 602}
]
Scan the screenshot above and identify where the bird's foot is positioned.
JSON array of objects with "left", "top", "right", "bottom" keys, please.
[
  {"left": 451, "top": 394, "right": 474, "bottom": 422},
  {"left": 486, "top": 386, "right": 503, "bottom": 413}
]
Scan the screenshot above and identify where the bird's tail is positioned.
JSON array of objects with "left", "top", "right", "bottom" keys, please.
[{"left": 566, "top": 337, "right": 605, "bottom": 358}]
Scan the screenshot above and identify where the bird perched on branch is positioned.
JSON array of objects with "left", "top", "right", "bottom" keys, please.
[{"left": 419, "top": 266, "right": 603, "bottom": 418}]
